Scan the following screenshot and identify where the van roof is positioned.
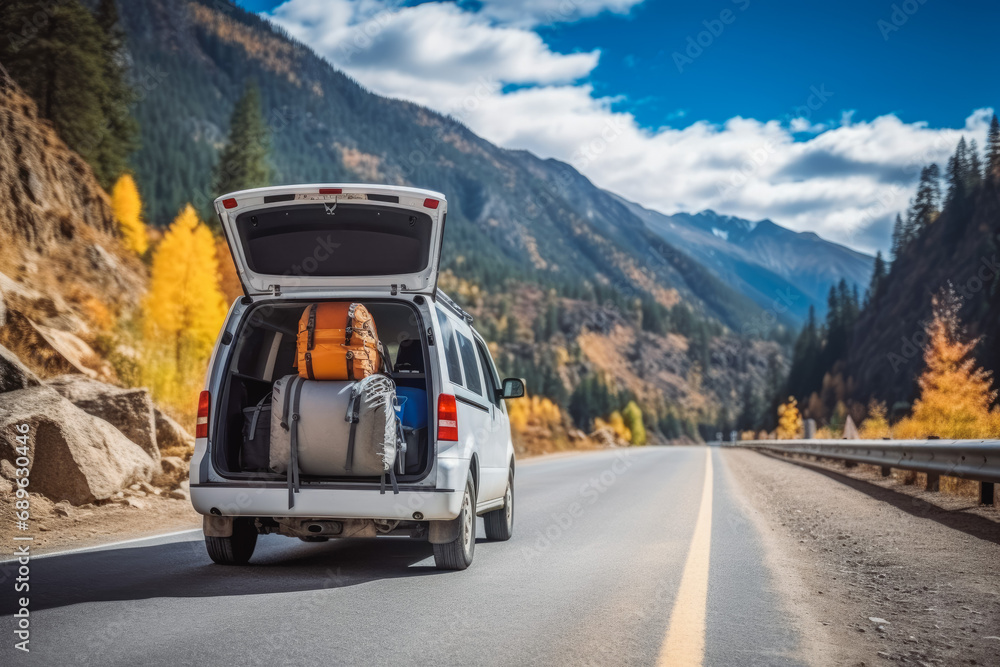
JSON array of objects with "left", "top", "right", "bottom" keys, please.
[{"left": 436, "top": 290, "right": 474, "bottom": 325}]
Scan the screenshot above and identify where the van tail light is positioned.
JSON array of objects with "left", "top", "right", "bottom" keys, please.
[
  {"left": 196, "top": 391, "right": 210, "bottom": 438},
  {"left": 423, "top": 198, "right": 439, "bottom": 209},
  {"left": 222, "top": 198, "right": 238, "bottom": 209},
  {"left": 437, "top": 394, "right": 458, "bottom": 441}
]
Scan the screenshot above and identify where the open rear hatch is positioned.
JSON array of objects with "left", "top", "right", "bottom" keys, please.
[{"left": 214, "top": 184, "right": 447, "bottom": 298}]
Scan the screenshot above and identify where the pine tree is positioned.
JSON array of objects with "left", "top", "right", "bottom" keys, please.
[
  {"left": 895, "top": 286, "right": 1000, "bottom": 438},
  {"left": 903, "top": 164, "right": 941, "bottom": 245},
  {"left": 142, "top": 204, "right": 228, "bottom": 408},
  {"left": 890, "top": 213, "right": 907, "bottom": 260},
  {"left": 945, "top": 138, "right": 970, "bottom": 205},
  {"left": 0, "top": 0, "right": 136, "bottom": 187},
  {"left": 213, "top": 82, "right": 272, "bottom": 198},
  {"left": 985, "top": 114, "right": 1000, "bottom": 182},
  {"left": 737, "top": 382, "right": 761, "bottom": 432},
  {"left": 869, "top": 251, "right": 886, "bottom": 299},
  {"left": 967, "top": 139, "right": 983, "bottom": 190},
  {"left": 110, "top": 174, "right": 148, "bottom": 255},
  {"left": 92, "top": 0, "right": 139, "bottom": 186}
]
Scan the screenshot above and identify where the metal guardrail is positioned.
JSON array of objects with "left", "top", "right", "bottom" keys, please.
[{"left": 727, "top": 439, "right": 1000, "bottom": 504}]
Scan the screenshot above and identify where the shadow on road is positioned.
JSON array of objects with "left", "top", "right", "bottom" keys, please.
[
  {"left": 1, "top": 534, "right": 451, "bottom": 615},
  {"left": 761, "top": 452, "right": 1000, "bottom": 546}
]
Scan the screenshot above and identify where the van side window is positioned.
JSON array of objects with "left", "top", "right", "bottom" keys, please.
[
  {"left": 436, "top": 308, "right": 463, "bottom": 386},
  {"left": 475, "top": 339, "right": 501, "bottom": 407},
  {"left": 457, "top": 333, "right": 483, "bottom": 396}
]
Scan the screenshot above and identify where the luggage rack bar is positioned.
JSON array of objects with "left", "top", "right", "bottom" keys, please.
[{"left": 436, "top": 290, "right": 473, "bottom": 324}]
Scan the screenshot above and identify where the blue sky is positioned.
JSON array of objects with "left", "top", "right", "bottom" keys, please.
[{"left": 236, "top": 0, "right": 997, "bottom": 254}]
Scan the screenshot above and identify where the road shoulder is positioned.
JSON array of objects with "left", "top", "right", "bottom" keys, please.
[{"left": 723, "top": 448, "right": 1000, "bottom": 667}]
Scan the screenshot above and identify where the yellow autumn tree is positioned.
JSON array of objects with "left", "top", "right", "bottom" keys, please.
[
  {"left": 859, "top": 399, "right": 890, "bottom": 439},
  {"left": 621, "top": 401, "right": 647, "bottom": 446},
  {"left": 894, "top": 288, "right": 1000, "bottom": 439},
  {"left": 776, "top": 396, "right": 802, "bottom": 439},
  {"left": 508, "top": 395, "right": 562, "bottom": 433},
  {"left": 595, "top": 411, "right": 632, "bottom": 443},
  {"left": 110, "top": 173, "right": 148, "bottom": 255},
  {"left": 142, "top": 204, "right": 227, "bottom": 410}
]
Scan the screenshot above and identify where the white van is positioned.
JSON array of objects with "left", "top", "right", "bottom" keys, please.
[{"left": 189, "top": 184, "right": 524, "bottom": 570}]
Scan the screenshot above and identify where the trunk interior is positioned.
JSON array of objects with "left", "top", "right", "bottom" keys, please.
[{"left": 212, "top": 299, "right": 433, "bottom": 483}]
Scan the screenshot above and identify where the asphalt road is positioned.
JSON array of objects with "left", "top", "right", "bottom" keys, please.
[{"left": 1, "top": 447, "right": 806, "bottom": 666}]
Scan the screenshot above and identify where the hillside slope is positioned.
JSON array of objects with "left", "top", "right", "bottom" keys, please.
[
  {"left": 0, "top": 65, "right": 145, "bottom": 378},
  {"left": 846, "top": 182, "right": 1000, "bottom": 408}
]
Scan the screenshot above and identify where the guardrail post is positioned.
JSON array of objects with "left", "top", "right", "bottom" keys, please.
[
  {"left": 925, "top": 473, "right": 939, "bottom": 492},
  {"left": 981, "top": 482, "right": 995, "bottom": 506},
  {"left": 880, "top": 466, "right": 891, "bottom": 477}
]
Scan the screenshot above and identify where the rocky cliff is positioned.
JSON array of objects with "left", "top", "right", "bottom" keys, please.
[{"left": 0, "top": 68, "right": 190, "bottom": 509}]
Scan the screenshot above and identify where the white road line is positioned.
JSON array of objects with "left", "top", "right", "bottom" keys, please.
[
  {"left": 658, "top": 447, "right": 714, "bottom": 667},
  {"left": 0, "top": 528, "right": 202, "bottom": 564}
]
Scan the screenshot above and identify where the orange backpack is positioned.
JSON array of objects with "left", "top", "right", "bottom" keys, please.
[{"left": 295, "top": 303, "right": 384, "bottom": 380}]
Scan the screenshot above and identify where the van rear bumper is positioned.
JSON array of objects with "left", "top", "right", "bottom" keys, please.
[
  {"left": 190, "top": 484, "right": 463, "bottom": 520},
  {"left": 189, "top": 457, "right": 470, "bottom": 520}
]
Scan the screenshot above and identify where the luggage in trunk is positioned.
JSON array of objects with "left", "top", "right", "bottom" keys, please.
[
  {"left": 295, "top": 302, "right": 383, "bottom": 380},
  {"left": 240, "top": 394, "right": 272, "bottom": 471},
  {"left": 270, "top": 374, "right": 398, "bottom": 478},
  {"left": 395, "top": 387, "right": 428, "bottom": 473}
]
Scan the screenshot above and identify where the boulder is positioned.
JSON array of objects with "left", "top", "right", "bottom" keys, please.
[
  {"left": 154, "top": 407, "right": 194, "bottom": 455},
  {"left": 46, "top": 375, "right": 159, "bottom": 463},
  {"left": 0, "top": 343, "right": 41, "bottom": 393},
  {"left": 0, "top": 386, "right": 155, "bottom": 504},
  {"left": 152, "top": 455, "right": 188, "bottom": 489}
]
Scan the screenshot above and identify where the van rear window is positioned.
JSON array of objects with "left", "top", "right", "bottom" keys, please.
[{"left": 235, "top": 203, "right": 433, "bottom": 277}]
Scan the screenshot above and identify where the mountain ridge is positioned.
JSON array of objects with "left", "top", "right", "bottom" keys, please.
[{"left": 615, "top": 196, "right": 874, "bottom": 321}]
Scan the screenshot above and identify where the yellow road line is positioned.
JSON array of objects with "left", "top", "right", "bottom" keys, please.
[{"left": 658, "top": 448, "right": 714, "bottom": 667}]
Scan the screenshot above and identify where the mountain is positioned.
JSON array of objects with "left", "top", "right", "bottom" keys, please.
[
  {"left": 113, "top": 0, "right": 784, "bottom": 335},
  {"left": 616, "top": 198, "right": 875, "bottom": 322}
]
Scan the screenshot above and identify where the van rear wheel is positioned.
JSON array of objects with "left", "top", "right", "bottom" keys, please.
[
  {"left": 484, "top": 469, "right": 514, "bottom": 541},
  {"left": 206, "top": 518, "right": 258, "bottom": 565},
  {"left": 433, "top": 472, "right": 476, "bottom": 570}
]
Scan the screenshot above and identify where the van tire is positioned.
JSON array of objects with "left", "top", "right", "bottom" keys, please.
[
  {"left": 484, "top": 469, "right": 514, "bottom": 541},
  {"left": 205, "top": 518, "right": 258, "bottom": 565},
  {"left": 433, "top": 472, "right": 476, "bottom": 570}
]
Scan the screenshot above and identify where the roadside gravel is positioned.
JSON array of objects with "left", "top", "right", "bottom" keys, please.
[{"left": 723, "top": 448, "right": 1000, "bottom": 667}]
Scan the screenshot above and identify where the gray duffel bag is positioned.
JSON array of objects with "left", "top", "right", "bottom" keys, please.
[{"left": 270, "top": 374, "right": 400, "bottom": 507}]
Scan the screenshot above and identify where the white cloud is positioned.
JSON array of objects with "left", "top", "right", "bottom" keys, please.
[
  {"left": 269, "top": 0, "right": 597, "bottom": 110},
  {"left": 265, "top": 0, "right": 993, "bottom": 255},
  {"left": 474, "top": 0, "right": 644, "bottom": 28}
]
